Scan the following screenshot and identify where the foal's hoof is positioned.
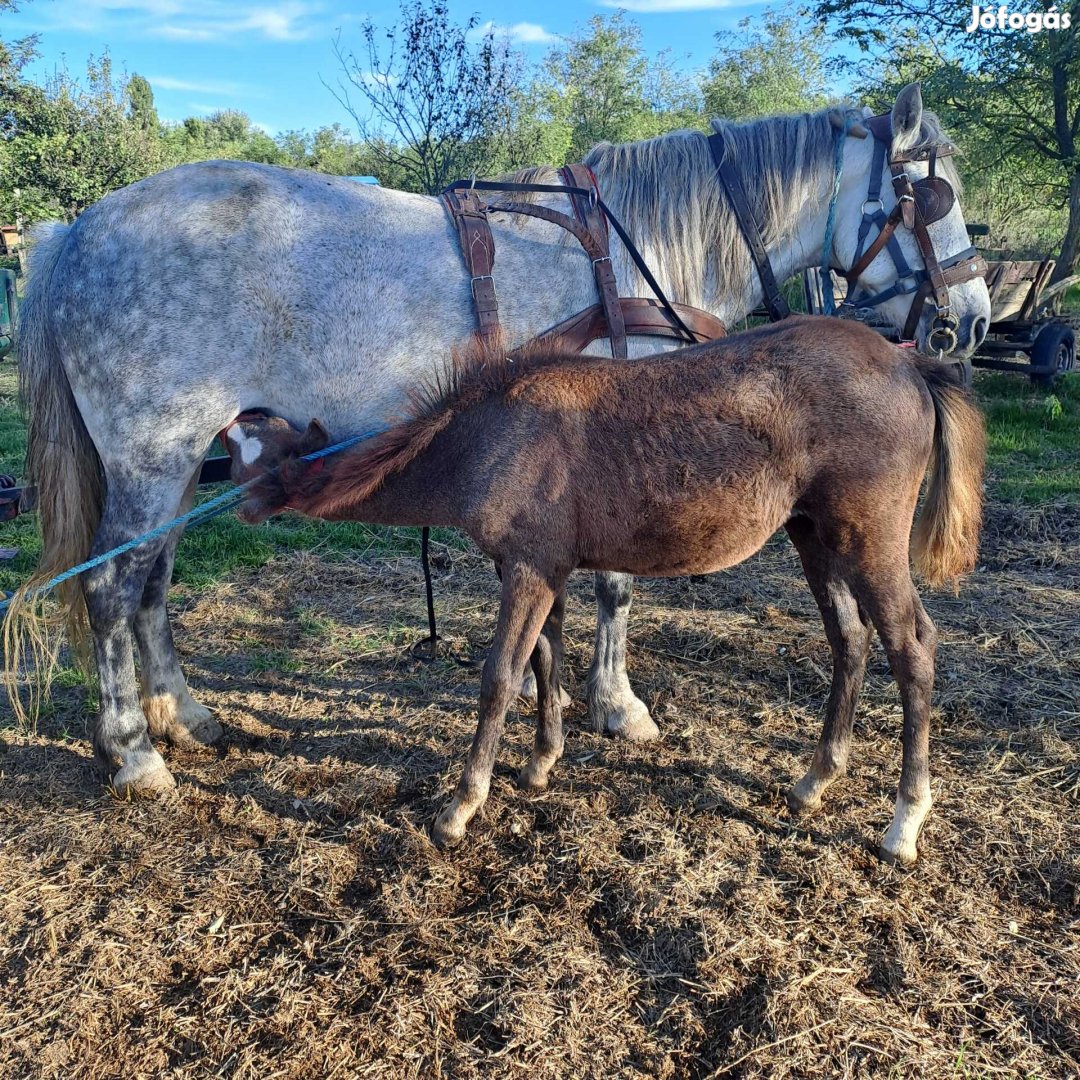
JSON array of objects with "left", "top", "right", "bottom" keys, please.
[
  {"left": 112, "top": 753, "right": 177, "bottom": 797},
  {"left": 431, "top": 805, "right": 469, "bottom": 850},
  {"left": 879, "top": 795, "right": 931, "bottom": 868},
  {"left": 786, "top": 777, "right": 826, "bottom": 816}
]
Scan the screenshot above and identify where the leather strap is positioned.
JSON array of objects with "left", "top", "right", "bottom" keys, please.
[
  {"left": 443, "top": 169, "right": 711, "bottom": 355},
  {"left": 561, "top": 164, "right": 627, "bottom": 359},
  {"left": 528, "top": 298, "right": 726, "bottom": 354},
  {"left": 708, "top": 130, "right": 791, "bottom": 322},
  {"left": 443, "top": 189, "right": 500, "bottom": 339},
  {"left": 865, "top": 113, "right": 958, "bottom": 162},
  {"left": 445, "top": 176, "right": 698, "bottom": 343}
]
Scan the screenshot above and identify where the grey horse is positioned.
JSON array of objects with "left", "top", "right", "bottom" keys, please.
[{"left": 14, "top": 83, "right": 990, "bottom": 794}]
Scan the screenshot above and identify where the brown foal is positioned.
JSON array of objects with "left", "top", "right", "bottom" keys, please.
[{"left": 237, "top": 316, "right": 986, "bottom": 866}]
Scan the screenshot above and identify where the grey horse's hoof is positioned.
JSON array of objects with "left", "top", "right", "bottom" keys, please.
[
  {"left": 144, "top": 693, "right": 223, "bottom": 749},
  {"left": 518, "top": 670, "right": 571, "bottom": 708},
  {"left": 165, "top": 711, "right": 223, "bottom": 750},
  {"left": 878, "top": 840, "right": 919, "bottom": 868},
  {"left": 112, "top": 752, "right": 177, "bottom": 796},
  {"left": 598, "top": 695, "right": 660, "bottom": 741}
]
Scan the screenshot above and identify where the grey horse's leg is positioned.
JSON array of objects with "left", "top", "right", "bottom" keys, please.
[
  {"left": 86, "top": 469, "right": 199, "bottom": 793},
  {"left": 586, "top": 571, "right": 658, "bottom": 741},
  {"left": 785, "top": 518, "right": 874, "bottom": 813},
  {"left": 433, "top": 562, "right": 560, "bottom": 848},
  {"left": 134, "top": 472, "right": 222, "bottom": 749},
  {"left": 518, "top": 587, "right": 566, "bottom": 792}
]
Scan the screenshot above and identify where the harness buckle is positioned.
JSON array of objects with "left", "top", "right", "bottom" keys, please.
[
  {"left": 592, "top": 256, "right": 612, "bottom": 268},
  {"left": 860, "top": 198, "right": 883, "bottom": 216},
  {"left": 471, "top": 274, "right": 496, "bottom": 304}
]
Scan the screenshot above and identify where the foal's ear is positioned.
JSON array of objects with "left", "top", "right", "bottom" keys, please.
[
  {"left": 297, "top": 418, "right": 330, "bottom": 457},
  {"left": 891, "top": 82, "right": 924, "bottom": 155}
]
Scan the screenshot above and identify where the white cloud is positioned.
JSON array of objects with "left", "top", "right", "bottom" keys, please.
[
  {"left": 148, "top": 75, "right": 247, "bottom": 94},
  {"left": 600, "top": 0, "right": 765, "bottom": 11},
  {"left": 21, "top": 0, "right": 327, "bottom": 42},
  {"left": 469, "top": 20, "right": 559, "bottom": 46},
  {"left": 156, "top": 3, "right": 323, "bottom": 42}
]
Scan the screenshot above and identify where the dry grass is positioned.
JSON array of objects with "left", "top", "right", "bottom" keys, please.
[{"left": 1, "top": 498, "right": 1078, "bottom": 1079}]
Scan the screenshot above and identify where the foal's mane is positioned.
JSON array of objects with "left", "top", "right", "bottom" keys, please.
[
  {"left": 289, "top": 339, "right": 579, "bottom": 510},
  {"left": 496, "top": 103, "right": 962, "bottom": 308}
]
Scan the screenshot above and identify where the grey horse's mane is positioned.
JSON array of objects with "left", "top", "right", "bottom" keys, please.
[{"left": 503, "top": 104, "right": 961, "bottom": 309}]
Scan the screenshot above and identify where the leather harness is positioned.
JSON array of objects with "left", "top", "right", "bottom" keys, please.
[
  {"left": 445, "top": 118, "right": 985, "bottom": 357},
  {"left": 709, "top": 114, "right": 986, "bottom": 352},
  {"left": 708, "top": 131, "right": 790, "bottom": 323},
  {"left": 442, "top": 165, "right": 726, "bottom": 357},
  {"left": 842, "top": 114, "right": 986, "bottom": 349}
]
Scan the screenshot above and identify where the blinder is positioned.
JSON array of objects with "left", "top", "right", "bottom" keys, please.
[{"left": 912, "top": 175, "right": 955, "bottom": 227}]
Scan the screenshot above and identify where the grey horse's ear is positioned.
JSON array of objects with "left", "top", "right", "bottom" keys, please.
[
  {"left": 298, "top": 418, "right": 330, "bottom": 456},
  {"left": 891, "top": 83, "right": 923, "bottom": 154},
  {"left": 829, "top": 108, "right": 868, "bottom": 139}
]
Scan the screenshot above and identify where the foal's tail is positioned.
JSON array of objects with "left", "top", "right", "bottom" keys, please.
[
  {"left": 911, "top": 359, "right": 986, "bottom": 587},
  {"left": 4, "top": 223, "right": 104, "bottom": 722}
]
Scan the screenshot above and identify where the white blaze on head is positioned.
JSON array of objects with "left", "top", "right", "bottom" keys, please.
[{"left": 227, "top": 426, "right": 264, "bottom": 466}]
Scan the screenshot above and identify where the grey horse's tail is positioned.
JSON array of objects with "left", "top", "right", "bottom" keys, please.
[{"left": 5, "top": 223, "right": 104, "bottom": 721}]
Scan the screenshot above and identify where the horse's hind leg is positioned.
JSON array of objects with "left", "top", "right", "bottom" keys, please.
[
  {"left": 852, "top": 556, "right": 938, "bottom": 866},
  {"left": 587, "top": 571, "right": 659, "bottom": 742},
  {"left": 432, "top": 562, "right": 563, "bottom": 849},
  {"left": 134, "top": 472, "right": 222, "bottom": 748},
  {"left": 86, "top": 469, "right": 199, "bottom": 793},
  {"left": 785, "top": 518, "right": 873, "bottom": 813},
  {"left": 519, "top": 586, "right": 567, "bottom": 792}
]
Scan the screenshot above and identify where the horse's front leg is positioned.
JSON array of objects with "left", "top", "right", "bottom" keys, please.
[
  {"left": 433, "top": 563, "right": 561, "bottom": 848},
  {"left": 586, "top": 572, "right": 659, "bottom": 741}
]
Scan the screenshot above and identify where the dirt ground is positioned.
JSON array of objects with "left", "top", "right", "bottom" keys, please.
[{"left": 1, "top": 498, "right": 1078, "bottom": 1079}]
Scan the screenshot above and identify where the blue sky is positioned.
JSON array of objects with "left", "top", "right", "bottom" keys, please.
[{"left": 3, "top": 0, "right": 781, "bottom": 135}]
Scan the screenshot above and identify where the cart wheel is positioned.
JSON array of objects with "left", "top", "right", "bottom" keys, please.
[{"left": 1031, "top": 323, "right": 1075, "bottom": 387}]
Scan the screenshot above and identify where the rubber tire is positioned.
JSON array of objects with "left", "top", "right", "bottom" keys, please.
[{"left": 1031, "top": 323, "right": 1075, "bottom": 388}]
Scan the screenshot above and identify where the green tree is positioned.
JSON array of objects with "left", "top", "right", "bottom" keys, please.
[
  {"left": 703, "top": 6, "right": 832, "bottom": 120},
  {"left": 127, "top": 73, "right": 157, "bottom": 131},
  {"left": 537, "top": 14, "right": 701, "bottom": 160},
  {"left": 161, "top": 109, "right": 283, "bottom": 167},
  {"left": 816, "top": 0, "right": 1080, "bottom": 282},
  {"left": 2, "top": 52, "right": 163, "bottom": 222},
  {"left": 331, "top": 0, "right": 535, "bottom": 193}
]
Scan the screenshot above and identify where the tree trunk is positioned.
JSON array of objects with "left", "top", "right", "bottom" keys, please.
[{"left": 1051, "top": 168, "right": 1080, "bottom": 285}]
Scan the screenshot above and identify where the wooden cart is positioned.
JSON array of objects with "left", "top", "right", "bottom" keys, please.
[
  {"left": 802, "top": 258, "right": 1078, "bottom": 387},
  {"left": 973, "top": 259, "right": 1077, "bottom": 386}
]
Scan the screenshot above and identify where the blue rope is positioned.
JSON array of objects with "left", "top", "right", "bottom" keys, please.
[
  {"left": 820, "top": 115, "right": 855, "bottom": 316},
  {"left": 0, "top": 427, "right": 383, "bottom": 615}
]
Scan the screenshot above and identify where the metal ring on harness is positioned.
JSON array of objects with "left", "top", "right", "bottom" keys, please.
[{"left": 928, "top": 311, "right": 959, "bottom": 354}]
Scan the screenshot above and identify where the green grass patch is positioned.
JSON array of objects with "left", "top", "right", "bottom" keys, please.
[{"left": 976, "top": 370, "right": 1080, "bottom": 504}]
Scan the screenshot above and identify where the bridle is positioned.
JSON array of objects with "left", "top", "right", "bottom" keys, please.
[
  {"left": 710, "top": 113, "right": 987, "bottom": 354},
  {"left": 838, "top": 113, "right": 986, "bottom": 354}
]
